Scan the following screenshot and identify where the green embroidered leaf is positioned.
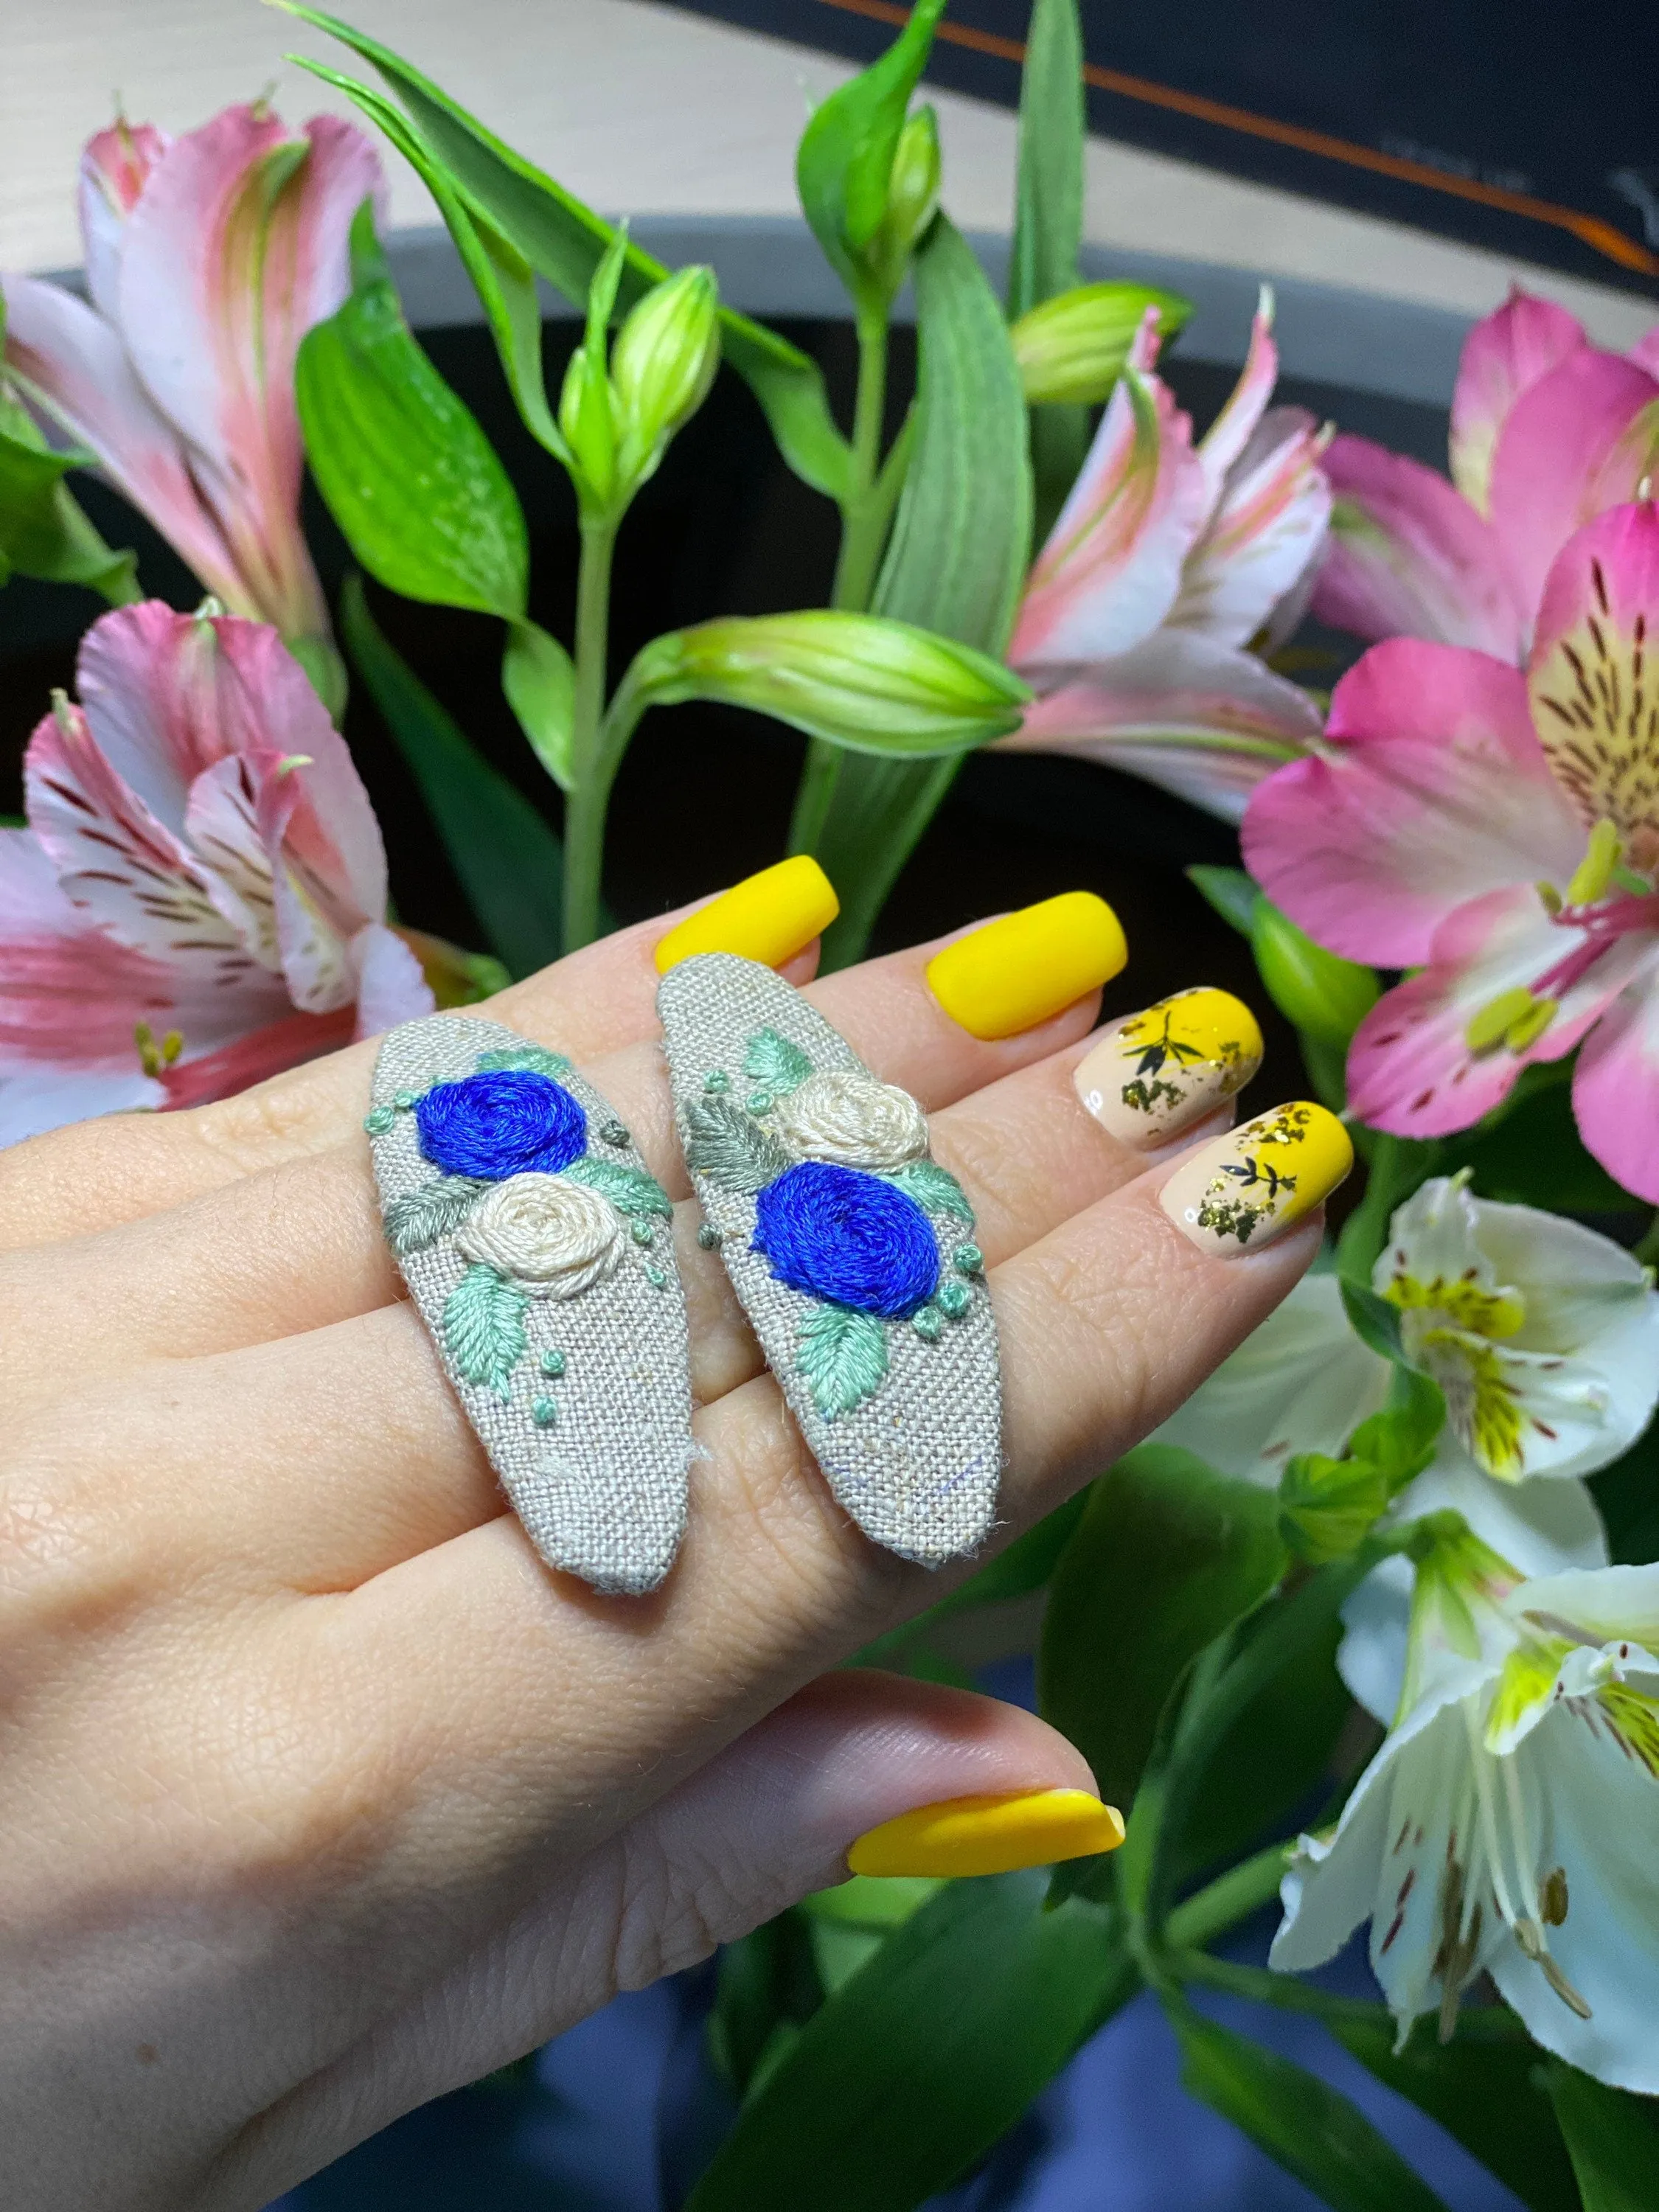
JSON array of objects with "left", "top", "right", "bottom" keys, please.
[
  {"left": 565, "top": 1155, "right": 672, "bottom": 1219},
  {"left": 383, "top": 1173, "right": 489, "bottom": 1254},
  {"left": 883, "top": 1158, "right": 975, "bottom": 1224},
  {"left": 683, "top": 1097, "right": 794, "bottom": 1194},
  {"left": 474, "top": 1043, "right": 571, "bottom": 1077},
  {"left": 743, "top": 1028, "right": 813, "bottom": 1095},
  {"left": 798, "top": 1304, "right": 889, "bottom": 1421},
  {"left": 442, "top": 1262, "right": 528, "bottom": 1396}
]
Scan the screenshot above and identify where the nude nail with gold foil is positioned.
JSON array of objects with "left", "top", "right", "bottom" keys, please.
[
  {"left": 1074, "top": 987, "right": 1262, "bottom": 1148},
  {"left": 1160, "top": 1101, "right": 1353, "bottom": 1254}
]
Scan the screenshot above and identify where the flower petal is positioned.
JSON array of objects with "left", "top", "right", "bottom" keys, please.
[
  {"left": 0, "top": 1065, "right": 164, "bottom": 1149},
  {"left": 1308, "top": 434, "right": 1525, "bottom": 658},
  {"left": 1488, "top": 349, "right": 1659, "bottom": 627},
  {"left": 0, "top": 274, "right": 246, "bottom": 603},
  {"left": 78, "top": 119, "right": 171, "bottom": 321},
  {"left": 350, "top": 922, "right": 436, "bottom": 1038},
  {"left": 1242, "top": 641, "right": 1580, "bottom": 967},
  {"left": 1192, "top": 291, "right": 1278, "bottom": 518},
  {"left": 115, "top": 107, "right": 382, "bottom": 637},
  {"left": 1006, "top": 630, "right": 1322, "bottom": 821},
  {"left": 155, "top": 1004, "right": 356, "bottom": 1110},
  {"left": 1527, "top": 501, "right": 1659, "bottom": 844},
  {"left": 1628, "top": 327, "right": 1659, "bottom": 379},
  {"left": 1510, "top": 1562, "right": 1659, "bottom": 1652},
  {"left": 1009, "top": 351, "right": 1208, "bottom": 668},
  {"left": 1169, "top": 407, "right": 1332, "bottom": 649},
  {"left": 1449, "top": 291, "right": 1586, "bottom": 517},
  {"left": 1152, "top": 1270, "right": 1389, "bottom": 1484},
  {"left": 1345, "top": 887, "right": 1647, "bottom": 1139},
  {"left": 1572, "top": 961, "right": 1659, "bottom": 1203}
]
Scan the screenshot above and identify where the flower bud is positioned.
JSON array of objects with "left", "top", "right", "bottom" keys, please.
[
  {"left": 1011, "top": 282, "right": 1193, "bottom": 406},
  {"left": 557, "top": 346, "right": 618, "bottom": 507},
  {"left": 614, "top": 611, "right": 1031, "bottom": 758},
  {"left": 1251, "top": 898, "right": 1379, "bottom": 1047},
  {"left": 861, "top": 107, "right": 942, "bottom": 299},
  {"left": 1279, "top": 1450, "right": 1389, "bottom": 1564},
  {"left": 612, "top": 265, "right": 720, "bottom": 492}
]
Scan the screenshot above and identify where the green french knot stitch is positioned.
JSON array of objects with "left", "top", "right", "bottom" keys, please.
[
  {"left": 600, "top": 1119, "right": 631, "bottom": 1147},
  {"left": 442, "top": 1264, "right": 528, "bottom": 1397},
  {"left": 703, "top": 1069, "right": 731, "bottom": 1094},
  {"left": 953, "top": 1240, "right": 984, "bottom": 1275},
  {"left": 631, "top": 1218, "right": 655, "bottom": 1245},
  {"left": 383, "top": 1174, "right": 490, "bottom": 1256},
  {"left": 883, "top": 1159, "right": 975, "bottom": 1225},
  {"left": 532, "top": 1396, "right": 558, "bottom": 1428},
  {"left": 912, "top": 1304, "right": 945, "bottom": 1341},
  {"left": 696, "top": 1222, "right": 723, "bottom": 1250},
  {"left": 540, "top": 1347, "right": 566, "bottom": 1377},
  {"left": 743, "top": 1026, "right": 813, "bottom": 1096},
  {"left": 474, "top": 1043, "right": 571, "bottom": 1078},
  {"left": 564, "top": 1155, "right": 673, "bottom": 1219},
  {"left": 936, "top": 1279, "right": 973, "bottom": 1321},
  {"left": 797, "top": 1303, "right": 889, "bottom": 1420},
  {"left": 364, "top": 1103, "right": 397, "bottom": 1136},
  {"left": 682, "top": 1095, "right": 793, "bottom": 1194},
  {"left": 393, "top": 1089, "right": 420, "bottom": 1110},
  {"left": 645, "top": 1263, "right": 669, "bottom": 1290}
]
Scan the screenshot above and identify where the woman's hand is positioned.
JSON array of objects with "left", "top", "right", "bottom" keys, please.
[{"left": 0, "top": 885, "right": 1337, "bottom": 2211}]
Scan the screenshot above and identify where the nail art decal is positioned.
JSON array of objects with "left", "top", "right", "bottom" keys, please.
[
  {"left": 369, "top": 1012, "right": 694, "bottom": 1595},
  {"left": 658, "top": 953, "right": 1001, "bottom": 1565},
  {"left": 1160, "top": 1101, "right": 1354, "bottom": 1254},
  {"left": 1074, "top": 987, "right": 1262, "bottom": 1147}
]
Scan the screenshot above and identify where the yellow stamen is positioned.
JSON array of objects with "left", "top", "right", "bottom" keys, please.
[
  {"left": 1505, "top": 997, "right": 1557, "bottom": 1053},
  {"left": 1566, "top": 819, "right": 1623, "bottom": 907},
  {"left": 1536, "top": 880, "right": 1563, "bottom": 917},
  {"left": 1465, "top": 987, "right": 1535, "bottom": 1054}
]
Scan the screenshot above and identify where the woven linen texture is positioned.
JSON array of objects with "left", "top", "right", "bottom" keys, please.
[
  {"left": 369, "top": 1012, "right": 694, "bottom": 1595},
  {"left": 658, "top": 953, "right": 1003, "bottom": 1565}
]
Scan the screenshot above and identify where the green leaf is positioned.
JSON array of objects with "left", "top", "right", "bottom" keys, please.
[
  {"left": 1332, "top": 2015, "right": 1579, "bottom": 2212},
  {"left": 0, "top": 333, "right": 137, "bottom": 602},
  {"left": 1171, "top": 1999, "right": 1451, "bottom": 2212},
  {"left": 707, "top": 1912, "right": 827, "bottom": 2100},
  {"left": 1007, "top": 0, "right": 1088, "bottom": 536},
  {"left": 681, "top": 1095, "right": 796, "bottom": 1194},
  {"left": 796, "top": 1303, "right": 889, "bottom": 1420},
  {"left": 814, "top": 216, "right": 1034, "bottom": 966},
  {"left": 1038, "top": 1444, "right": 1286, "bottom": 1810},
  {"left": 1340, "top": 1276, "right": 1412, "bottom": 1364},
  {"left": 686, "top": 1874, "right": 1133, "bottom": 2212},
  {"left": 743, "top": 1026, "right": 814, "bottom": 1094},
  {"left": 1454, "top": 1065, "right": 1637, "bottom": 1211},
  {"left": 882, "top": 1158, "right": 975, "bottom": 1222},
  {"left": 296, "top": 202, "right": 528, "bottom": 617},
  {"left": 795, "top": 0, "right": 946, "bottom": 307},
  {"left": 441, "top": 1262, "right": 527, "bottom": 1395},
  {"left": 383, "top": 1172, "right": 488, "bottom": 1256},
  {"left": 1186, "top": 863, "right": 1263, "bottom": 939},
  {"left": 473, "top": 1043, "right": 571, "bottom": 1077},
  {"left": 340, "top": 574, "right": 564, "bottom": 978},
  {"left": 502, "top": 617, "right": 576, "bottom": 791},
  {"left": 279, "top": 3, "right": 850, "bottom": 498},
  {"left": 564, "top": 1155, "right": 672, "bottom": 1220},
  {"left": 1545, "top": 2059, "right": 1659, "bottom": 2212},
  {"left": 1251, "top": 897, "right": 1380, "bottom": 1048}
]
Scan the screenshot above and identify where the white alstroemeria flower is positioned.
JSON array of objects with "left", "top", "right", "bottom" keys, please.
[{"left": 1272, "top": 1526, "right": 1659, "bottom": 2091}]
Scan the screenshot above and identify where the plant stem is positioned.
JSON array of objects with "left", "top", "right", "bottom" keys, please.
[
  {"left": 1164, "top": 1843, "right": 1293, "bottom": 1953},
  {"left": 1335, "top": 1133, "right": 1433, "bottom": 1280},
  {"left": 562, "top": 509, "right": 619, "bottom": 953},
  {"left": 1173, "top": 1952, "right": 1394, "bottom": 2028},
  {"left": 1633, "top": 1208, "right": 1659, "bottom": 1268},
  {"left": 790, "top": 305, "right": 892, "bottom": 856}
]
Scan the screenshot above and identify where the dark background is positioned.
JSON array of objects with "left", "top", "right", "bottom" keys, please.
[{"left": 662, "top": 0, "right": 1659, "bottom": 297}]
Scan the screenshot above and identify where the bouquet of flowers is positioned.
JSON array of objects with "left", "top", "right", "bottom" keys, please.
[{"left": 2, "top": 0, "right": 1657, "bottom": 2203}]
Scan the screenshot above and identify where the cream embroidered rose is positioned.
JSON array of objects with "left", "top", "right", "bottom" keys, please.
[
  {"left": 771, "top": 1070, "right": 929, "bottom": 1170},
  {"left": 454, "top": 1172, "right": 626, "bottom": 1298}
]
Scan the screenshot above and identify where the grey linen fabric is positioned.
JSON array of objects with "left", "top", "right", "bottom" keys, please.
[
  {"left": 657, "top": 953, "right": 1002, "bottom": 1565},
  {"left": 369, "top": 1012, "right": 693, "bottom": 1595}
]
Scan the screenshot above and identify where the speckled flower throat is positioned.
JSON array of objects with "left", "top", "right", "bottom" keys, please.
[
  {"left": 366, "top": 1012, "right": 694, "bottom": 1595},
  {"left": 658, "top": 953, "right": 1002, "bottom": 1566}
]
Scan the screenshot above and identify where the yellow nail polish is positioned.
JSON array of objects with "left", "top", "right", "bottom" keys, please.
[
  {"left": 653, "top": 856, "right": 839, "bottom": 975},
  {"left": 846, "top": 1788, "right": 1125, "bottom": 1879},
  {"left": 1159, "top": 1100, "right": 1353, "bottom": 1254},
  {"left": 1074, "top": 987, "right": 1264, "bottom": 1148},
  {"left": 925, "top": 893, "right": 1127, "bottom": 1041}
]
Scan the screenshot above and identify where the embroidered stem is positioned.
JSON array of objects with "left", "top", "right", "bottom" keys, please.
[{"left": 563, "top": 509, "right": 620, "bottom": 954}]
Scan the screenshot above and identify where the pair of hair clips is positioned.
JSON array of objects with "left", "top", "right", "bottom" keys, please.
[{"left": 366, "top": 955, "right": 1002, "bottom": 1595}]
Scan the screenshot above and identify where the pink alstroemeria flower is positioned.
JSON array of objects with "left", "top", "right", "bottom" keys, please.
[
  {"left": 0, "top": 601, "right": 433, "bottom": 1148},
  {"left": 1314, "top": 288, "right": 1659, "bottom": 661},
  {"left": 998, "top": 293, "right": 1330, "bottom": 821},
  {"left": 1243, "top": 501, "right": 1659, "bottom": 1203},
  {"left": 1, "top": 105, "right": 381, "bottom": 685}
]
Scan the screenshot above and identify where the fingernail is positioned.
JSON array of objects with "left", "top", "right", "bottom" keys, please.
[
  {"left": 925, "top": 893, "right": 1127, "bottom": 1041},
  {"left": 1160, "top": 1101, "right": 1352, "bottom": 1254},
  {"left": 654, "top": 856, "right": 839, "bottom": 975},
  {"left": 1074, "top": 987, "right": 1263, "bottom": 1148},
  {"left": 846, "top": 1788, "right": 1125, "bottom": 1878}
]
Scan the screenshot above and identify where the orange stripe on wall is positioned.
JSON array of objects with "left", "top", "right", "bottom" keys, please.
[{"left": 818, "top": 0, "right": 1659, "bottom": 281}]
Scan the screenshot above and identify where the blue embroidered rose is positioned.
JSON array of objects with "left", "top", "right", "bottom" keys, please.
[
  {"left": 751, "top": 1160, "right": 939, "bottom": 1319},
  {"left": 414, "top": 1069, "right": 587, "bottom": 1180}
]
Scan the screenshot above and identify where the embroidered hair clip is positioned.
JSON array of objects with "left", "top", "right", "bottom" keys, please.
[
  {"left": 657, "top": 953, "right": 1002, "bottom": 1566},
  {"left": 366, "top": 1012, "right": 694, "bottom": 1595}
]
